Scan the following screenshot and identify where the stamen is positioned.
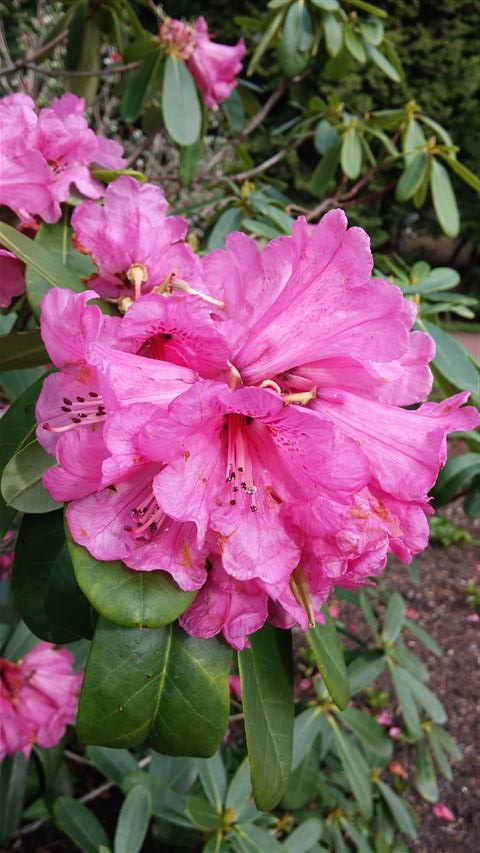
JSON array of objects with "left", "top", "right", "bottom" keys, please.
[
  {"left": 225, "top": 414, "right": 258, "bottom": 512},
  {"left": 43, "top": 391, "right": 106, "bottom": 433},
  {"left": 227, "top": 360, "right": 243, "bottom": 390},
  {"left": 260, "top": 379, "right": 282, "bottom": 394},
  {"left": 127, "top": 492, "right": 166, "bottom": 541},
  {"left": 282, "top": 387, "right": 317, "bottom": 406}
]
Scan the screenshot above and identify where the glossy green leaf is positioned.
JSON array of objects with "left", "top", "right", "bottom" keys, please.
[
  {"left": 0, "top": 222, "right": 83, "bottom": 292},
  {"left": 396, "top": 153, "right": 429, "bottom": 201},
  {"left": 86, "top": 747, "right": 139, "bottom": 785},
  {"left": 438, "top": 153, "right": 480, "bottom": 193},
  {"left": 430, "top": 725, "right": 462, "bottom": 760},
  {"left": 232, "top": 823, "right": 284, "bottom": 852},
  {"left": 1, "top": 441, "right": 61, "bottom": 514},
  {"left": 114, "top": 785, "right": 152, "bottom": 853},
  {"left": 346, "top": 0, "right": 388, "bottom": 18},
  {"left": 365, "top": 43, "right": 401, "bottom": 82},
  {"left": 307, "top": 606, "right": 349, "bottom": 709},
  {"left": 376, "top": 781, "right": 417, "bottom": 838},
  {"left": 284, "top": 818, "right": 323, "bottom": 852},
  {"left": 282, "top": 735, "right": 321, "bottom": 810},
  {"left": 207, "top": 207, "right": 244, "bottom": 250},
  {"left": 389, "top": 663, "right": 421, "bottom": 736},
  {"left": 13, "top": 511, "right": 93, "bottom": 643},
  {"left": 403, "top": 118, "right": 426, "bottom": 164},
  {"left": 330, "top": 719, "right": 372, "bottom": 818},
  {"left": 25, "top": 219, "right": 94, "bottom": 317},
  {"left": 338, "top": 708, "right": 393, "bottom": 760},
  {"left": 179, "top": 139, "right": 203, "bottom": 186},
  {"left": 66, "top": 530, "right": 195, "bottom": 629},
  {"left": 421, "top": 320, "right": 479, "bottom": 397},
  {"left": 162, "top": 56, "right": 201, "bottom": 146},
  {"left": 0, "top": 331, "right": 49, "bottom": 371},
  {"left": 432, "top": 452, "right": 480, "bottom": 506},
  {"left": 427, "top": 731, "right": 452, "bottom": 781},
  {"left": 239, "top": 625, "right": 294, "bottom": 810},
  {"left": 121, "top": 52, "right": 162, "bottom": 123},
  {"left": 415, "top": 741, "right": 438, "bottom": 803},
  {"left": 66, "top": 16, "right": 101, "bottom": 102},
  {"left": 391, "top": 641, "right": 429, "bottom": 682},
  {"left": 0, "top": 754, "right": 28, "bottom": 844},
  {"left": 345, "top": 28, "right": 367, "bottom": 63},
  {"left": 348, "top": 652, "right": 386, "bottom": 694},
  {"left": 430, "top": 158, "right": 460, "bottom": 238},
  {"left": 314, "top": 119, "right": 340, "bottom": 154},
  {"left": 292, "top": 707, "right": 324, "bottom": 769},
  {"left": 225, "top": 758, "right": 258, "bottom": 824},
  {"left": 341, "top": 128, "right": 362, "bottom": 179},
  {"left": 360, "top": 18, "right": 384, "bottom": 45},
  {"left": 54, "top": 795, "right": 110, "bottom": 853},
  {"left": 323, "top": 12, "right": 343, "bottom": 57},
  {"left": 406, "top": 672, "right": 447, "bottom": 724},
  {"left": 77, "top": 619, "right": 231, "bottom": 756},
  {"left": 279, "top": 1, "right": 314, "bottom": 76},
  {"left": 382, "top": 592, "right": 406, "bottom": 645},
  {"left": 309, "top": 140, "right": 341, "bottom": 195},
  {"left": 185, "top": 795, "right": 222, "bottom": 831},
  {"left": 311, "top": 0, "right": 340, "bottom": 10}
]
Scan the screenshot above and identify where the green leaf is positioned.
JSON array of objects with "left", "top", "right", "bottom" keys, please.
[
  {"left": 114, "top": 785, "right": 152, "bottom": 853},
  {"left": 232, "top": 823, "right": 284, "bottom": 852},
  {"left": 323, "top": 12, "right": 343, "bottom": 57},
  {"left": 207, "top": 207, "right": 244, "bottom": 250},
  {"left": 360, "top": 18, "right": 384, "bottom": 45},
  {"left": 430, "top": 158, "right": 460, "bottom": 238},
  {"left": 376, "top": 781, "right": 417, "bottom": 839},
  {"left": 338, "top": 708, "right": 393, "bottom": 760},
  {"left": 345, "top": 0, "right": 388, "bottom": 18},
  {"left": 382, "top": 592, "right": 405, "bottom": 645},
  {"left": 0, "top": 754, "right": 28, "bottom": 844},
  {"left": 0, "top": 222, "right": 83, "bottom": 292},
  {"left": 415, "top": 741, "right": 438, "bottom": 803},
  {"left": 121, "top": 52, "right": 162, "bottom": 123},
  {"left": 403, "top": 118, "right": 426, "bottom": 164},
  {"left": 314, "top": 119, "right": 340, "bottom": 155},
  {"left": 421, "top": 320, "right": 479, "bottom": 397},
  {"left": 91, "top": 168, "right": 147, "bottom": 185},
  {"left": 406, "top": 672, "right": 447, "bottom": 724},
  {"left": 66, "top": 530, "right": 195, "bottom": 629},
  {"left": 0, "top": 331, "right": 49, "bottom": 371},
  {"left": 179, "top": 139, "right": 203, "bottom": 186},
  {"left": 391, "top": 641, "right": 429, "bottom": 682},
  {"left": 13, "top": 511, "right": 93, "bottom": 643},
  {"left": 341, "top": 128, "right": 362, "bottom": 179},
  {"left": 278, "top": 2, "right": 313, "bottom": 76},
  {"left": 388, "top": 663, "right": 421, "bottom": 737},
  {"left": 282, "top": 736, "right": 321, "bottom": 809},
  {"left": 348, "top": 652, "right": 386, "bottom": 694},
  {"left": 196, "top": 753, "right": 226, "bottom": 811},
  {"left": 330, "top": 719, "right": 372, "bottom": 819},
  {"left": 1, "top": 440, "right": 61, "bottom": 513},
  {"left": 238, "top": 625, "right": 294, "bottom": 810},
  {"left": 426, "top": 731, "right": 452, "bottom": 781},
  {"left": 309, "top": 140, "right": 341, "bottom": 195},
  {"left": 86, "top": 747, "right": 139, "bottom": 785},
  {"left": 365, "top": 43, "right": 401, "bottom": 82},
  {"left": 66, "top": 14, "right": 101, "bottom": 102},
  {"left": 54, "top": 795, "right": 110, "bottom": 853},
  {"left": 307, "top": 606, "right": 349, "bottom": 709},
  {"left": 247, "top": 11, "right": 285, "bottom": 76},
  {"left": 396, "top": 153, "right": 429, "bottom": 202},
  {"left": 225, "top": 758, "right": 258, "bottom": 824},
  {"left": 162, "top": 56, "right": 201, "bottom": 146},
  {"left": 438, "top": 152, "right": 480, "bottom": 193},
  {"left": 404, "top": 616, "right": 442, "bottom": 657},
  {"left": 25, "top": 219, "right": 95, "bottom": 317},
  {"left": 185, "top": 795, "right": 222, "bottom": 831},
  {"left": 345, "top": 28, "right": 367, "bottom": 63},
  {"left": 429, "top": 725, "right": 461, "bottom": 760},
  {"left": 77, "top": 619, "right": 231, "bottom": 756},
  {"left": 292, "top": 707, "right": 324, "bottom": 769},
  {"left": 311, "top": 0, "right": 340, "bottom": 10},
  {"left": 284, "top": 818, "right": 323, "bottom": 852},
  {"left": 432, "top": 452, "right": 480, "bottom": 506}
]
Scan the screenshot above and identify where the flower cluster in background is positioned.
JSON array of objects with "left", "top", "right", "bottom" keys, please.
[{"left": 0, "top": 643, "right": 82, "bottom": 760}]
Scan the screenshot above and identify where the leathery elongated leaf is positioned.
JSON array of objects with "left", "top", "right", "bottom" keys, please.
[
  {"left": 77, "top": 619, "right": 231, "bottom": 756},
  {"left": 239, "top": 626, "right": 294, "bottom": 810},
  {"left": 307, "top": 605, "right": 349, "bottom": 709}
]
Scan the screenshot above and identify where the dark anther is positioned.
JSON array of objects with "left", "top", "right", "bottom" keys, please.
[
  {"left": 42, "top": 422, "right": 48, "bottom": 429},
  {"left": 149, "top": 522, "right": 158, "bottom": 533},
  {"left": 79, "top": 413, "right": 88, "bottom": 419},
  {"left": 76, "top": 396, "right": 85, "bottom": 402},
  {"left": 241, "top": 482, "right": 247, "bottom": 490},
  {"left": 123, "top": 525, "right": 132, "bottom": 532},
  {"left": 71, "top": 417, "right": 81, "bottom": 423},
  {"left": 88, "top": 391, "right": 99, "bottom": 397},
  {"left": 250, "top": 505, "right": 257, "bottom": 512},
  {"left": 245, "top": 416, "right": 253, "bottom": 425},
  {"left": 230, "top": 499, "right": 237, "bottom": 505},
  {"left": 238, "top": 466, "right": 244, "bottom": 472},
  {"left": 63, "top": 397, "right": 72, "bottom": 405},
  {"left": 61, "top": 406, "right": 71, "bottom": 413},
  {"left": 232, "top": 486, "right": 239, "bottom": 492}
]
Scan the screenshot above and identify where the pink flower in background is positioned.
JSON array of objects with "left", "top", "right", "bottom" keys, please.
[
  {"left": 433, "top": 803, "right": 455, "bottom": 822},
  {"left": 0, "top": 92, "right": 125, "bottom": 224},
  {"left": 71, "top": 177, "right": 196, "bottom": 300},
  {"left": 388, "top": 726, "right": 401, "bottom": 740},
  {"left": 0, "top": 530, "right": 17, "bottom": 581},
  {"left": 0, "top": 642, "right": 82, "bottom": 760},
  {"left": 160, "top": 16, "right": 245, "bottom": 107},
  {"left": 0, "top": 249, "right": 24, "bottom": 308},
  {"left": 187, "top": 17, "right": 245, "bottom": 108},
  {"left": 377, "top": 710, "right": 394, "bottom": 727},
  {"left": 229, "top": 675, "right": 242, "bottom": 701}
]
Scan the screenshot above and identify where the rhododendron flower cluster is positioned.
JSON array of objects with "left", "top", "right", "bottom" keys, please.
[
  {"left": 0, "top": 643, "right": 82, "bottom": 760},
  {"left": 160, "top": 15, "right": 246, "bottom": 107},
  {"left": 0, "top": 92, "right": 124, "bottom": 224},
  {"left": 36, "top": 180, "right": 479, "bottom": 650}
]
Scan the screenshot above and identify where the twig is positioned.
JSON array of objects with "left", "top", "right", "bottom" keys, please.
[
  {"left": 198, "top": 80, "right": 289, "bottom": 178},
  {"left": 64, "top": 749, "right": 96, "bottom": 767},
  {"left": 0, "top": 60, "right": 141, "bottom": 79},
  {"left": 228, "top": 133, "right": 311, "bottom": 182},
  {"left": 0, "top": 30, "right": 68, "bottom": 78},
  {"left": 18, "top": 755, "right": 152, "bottom": 837},
  {"left": 228, "top": 713, "right": 245, "bottom": 723},
  {"left": 306, "top": 197, "right": 339, "bottom": 221},
  {"left": 126, "top": 125, "right": 163, "bottom": 168}
]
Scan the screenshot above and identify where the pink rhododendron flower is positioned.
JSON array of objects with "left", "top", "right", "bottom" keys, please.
[
  {"left": 36, "top": 204, "right": 479, "bottom": 648},
  {"left": 0, "top": 249, "right": 24, "bottom": 308},
  {"left": 160, "top": 16, "right": 245, "bottom": 107},
  {"left": 229, "top": 675, "right": 242, "bottom": 701},
  {"left": 0, "top": 642, "right": 82, "bottom": 760},
  {"left": 0, "top": 92, "right": 124, "bottom": 224},
  {"left": 377, "top": 710, "right": 394, "bottom": 727},
  {"left": 71, "top": 177, "right": 197, "bottom": 300},
  {"left": 433, "top": 803, "right": 455, "bottom": 822}
]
